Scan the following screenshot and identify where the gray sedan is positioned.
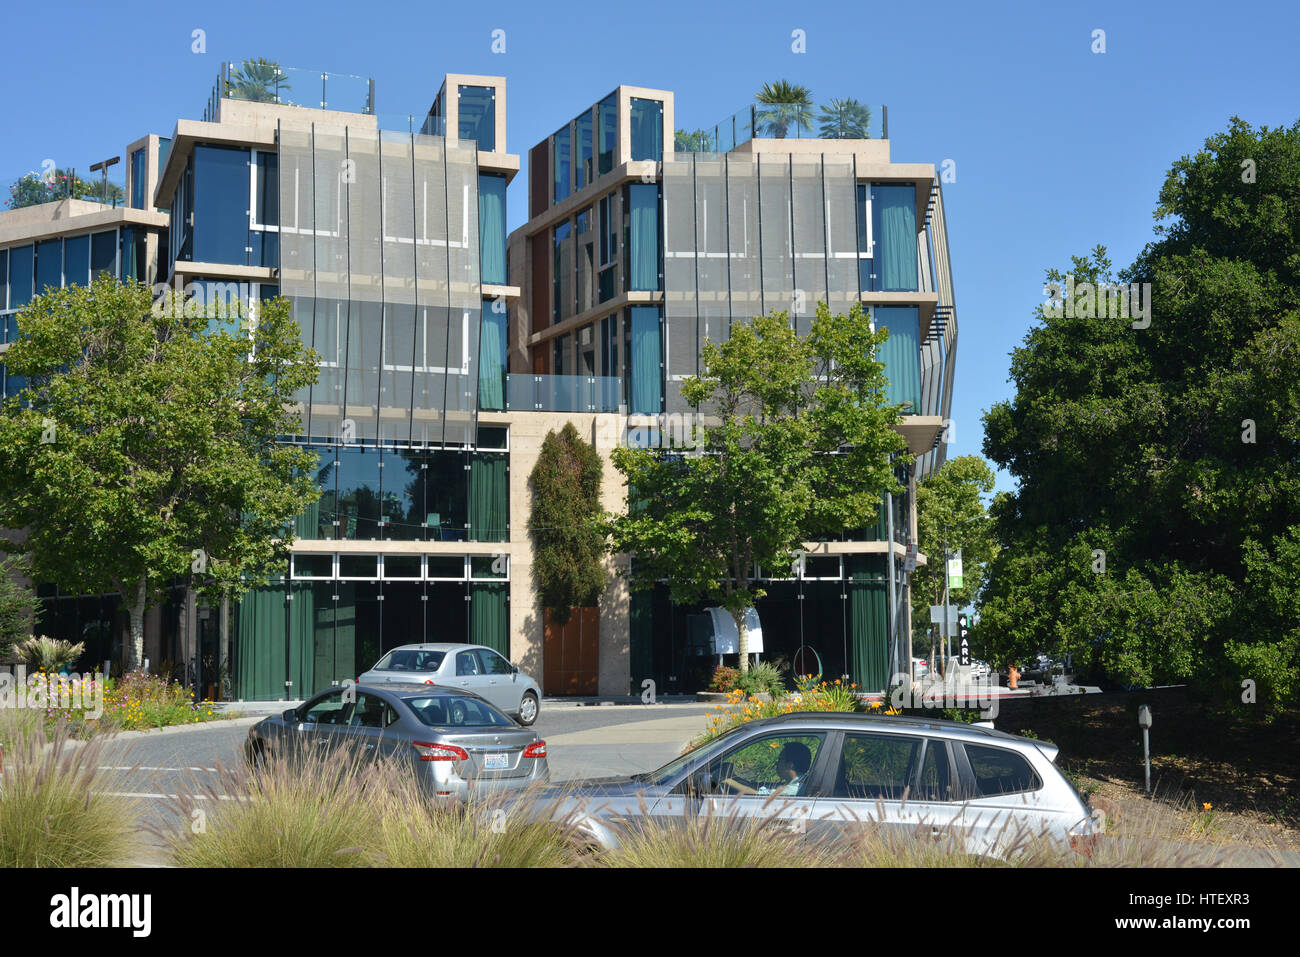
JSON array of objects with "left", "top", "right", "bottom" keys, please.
[
  {"left": 245, "top": 683, "right": 549, "bottom": 800},
  {"left": 357, "top": 643, "right": 542, "bottom": 726},
  {"left": 525, "top": 712, "right": 1102, "bottom": 860}
]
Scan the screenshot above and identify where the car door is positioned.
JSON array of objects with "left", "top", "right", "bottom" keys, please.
[
  {"left": 293, "top": 687, "right": 351, "bottom": 759},
  {"left": 688, "top": 731, "right": 830, "bottom": 835},
  {"left": 951, "top": 741, "right": 1059, "bottom": 857},
  {"left": 333, "top": 692, "right": 390, "bottom": 765},
  {"left": 450, "top": 649, "right": 490, "bottom": 700},
  {"left": 475, "top": 648, "right": 517, "bottom": 712},
  {"left": 811, "top": 731, "right": 925, "bottom": 847}
]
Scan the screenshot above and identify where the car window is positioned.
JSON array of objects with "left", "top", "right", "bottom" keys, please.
[
  {"left": 830, "top": 733, "right": 921, "bottom": 800},
  {"left": 456, "top": 651, "right": 481, "bottom": 676},
  {"left": 348, "top": 694, "right": 386, "bottom": 729},
  {"left": 374, "top": 649, "right": 445, "bottom": 673},
  {"left": 477, "top": 649, "right": 512, "bottom": 676},
  {"left": 706, "top": 734, "right": 825, "bottom": 797},
  {"left": 915, "top": 739, "right": 954, "bottom": 802},
  {"left": 964, "top": 744, "right": 1042, "bottom": 796},
  {"left": 302, "top": 689, "right": 348, "bottom": 725},
  {"left": 403, "top": 695, "right": 513, "bottom": 728}
]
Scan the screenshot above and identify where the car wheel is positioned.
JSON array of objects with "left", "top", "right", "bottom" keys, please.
[
  {"left": 245, "top": 739, "right": 267, "bottom": 769},
  {"left": 517, "top": 691, "right": 539, "bottom": 726}
]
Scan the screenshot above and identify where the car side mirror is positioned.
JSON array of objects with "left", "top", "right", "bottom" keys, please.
[
  {"left": 689, "top": 769, "right": 716, "bottom": 796},
  {"left": 511, "top": 663, "right": 519, "bottom": 674},
  {"left": 282, "top": 709, "right": 298, "bottom": 723}
]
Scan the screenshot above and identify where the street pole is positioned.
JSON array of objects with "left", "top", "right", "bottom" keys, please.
[
  {"left": 942, "top": 534, "right": 951, "bottom": 682},
  {"left": 885, "top": 487, "right": 898, "bottom": 683}
]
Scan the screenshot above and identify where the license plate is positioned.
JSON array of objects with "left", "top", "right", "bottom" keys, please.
[{"left": 483, "top": 753, "right": 509, "bottom": 770}]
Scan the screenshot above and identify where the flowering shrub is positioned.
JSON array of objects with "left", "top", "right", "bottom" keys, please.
[
  {"left": 687, "top": 676, "right": 889, "bottom": 752},
  {"left": 103, "top": 670, "right": 219, "bottom": 731},
  {"left": 708, "top": 666, "right": 740, "bottom": 693}
]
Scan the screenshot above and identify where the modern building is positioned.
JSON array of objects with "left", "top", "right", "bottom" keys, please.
[{"left": 0, "top": 64, "right": 957, "bottom": 700}]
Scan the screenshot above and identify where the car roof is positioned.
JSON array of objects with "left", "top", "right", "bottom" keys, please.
[
  {"left": 378, "top": 643, "right": 490, "bottom": 654},
  {"left": 740, "top": 711, "right": 1048, "bottom": 747},
  {"left": 360, "top": 682, "right": 484, "bottom": 699}
]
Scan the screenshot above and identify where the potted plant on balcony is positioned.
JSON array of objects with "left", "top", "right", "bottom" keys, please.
[
  {"left": 754, "top": 80, "right": 814, "bottom": 138},
  {"left": 818, "top": 98, "right": 872, "bottom": 139}
]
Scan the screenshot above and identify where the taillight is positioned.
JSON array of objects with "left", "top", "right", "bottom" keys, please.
[
  {"left": 413, "top": 741, "right": 469, "bottom": 762},
  {"left": 423, "top": 679, "right": 435, "bottom": 685},
  {"left": 523, "top": 741, "right": 547, "bottom": 758}
]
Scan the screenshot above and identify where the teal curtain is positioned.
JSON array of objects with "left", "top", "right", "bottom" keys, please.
[
  {"left": 469, "top": 452, "right": 508, "bottom": 542},
  {"left": 478, "top": 174, "right": 507, "bottom": 285},
  {"left": 628, "top": 184, "right": 660, "bottom": 291},
  {"left": 846, "top": 556, "right": 889, "bottom": 693},
  {"left": 874, "top": 306, "right": 921, "bottom": 411},
  {"left": 871, "top": 184, "right": 917, "bottom": 292},
  {"left": 478, "top": 306, "right": 507, "bottom": 411},
  {"left": 629, "top": 306, "right": 662, "bottom": 414},
  {"left": 470, "top": 582, "right": 508, "bottom": 655},
  {"left": 236, "top": 583, "right": 289, "bottom": 701}
]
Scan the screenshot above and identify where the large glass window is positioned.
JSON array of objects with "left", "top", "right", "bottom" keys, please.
[
  {"left": 334, "top": 445, "right": 382, "bottom": 540},
  {"left": 598, "top": 194, "right": 616, "bottom": 266},
  {"left": 576, "top": 109, "right": 594, "bottom": 189},
  {"left": 192, "top": 145, "right": 252, "bottom": 266},
  {"left": 8, "top": 246, "right": 33, "bottom": 309},
  {"left": 626, "top": 305, "right": 662, "bottom": 414},
  {"left": 63, "top": 235, "right": 90, "bottom": 288},
  {"left": 553, "top": 221, "right": 570, "bottom": 325},
  {"left": 119, "top": 227, "right": 146, "bottom": 282},
  {"left": 553, "top": 125, "right": 571, "bottom": 204},
  {"left": 598, "top": 93, "right": 618, "bottom": 176},
  {"left": 35, "top": 239, "right": 61, "bottom": 295},
  {"left": 478, "top": 304, "right": 507, "bottom": 412},
  {"left": 625, "top": 183, "right": 660, "bottom": 291},
  {"left": 869, "top": 183, "right": 917, "bottom": 292},
  {"left": 458, "top": 86, "right": 496, "bottom": 151},
  {"left": 0, "top": 248, "right": 7, "bottom": 313},
  {"left": 478, "top": 174, "right": 507, "bottom": 285},
  {"left": 873, "top": 306, "right": 921, "bottom": 412},
  {"left": 130, "top": 148, "right": 147, "bottom": 209},
  {"left": 90, "top": 231, "right": 117, "bottom": 280},
  {"left": 251, "top": 150, "right": 279, "bottom": 268},
  {"left": 629, "top": 98, "right": 663, "bottom": 162}
]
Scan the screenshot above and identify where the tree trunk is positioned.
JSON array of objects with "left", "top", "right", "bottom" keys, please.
[
  {"left": 127, "top": 579, "right": 147, "bottom": 673},
  {"left": 733, "top": 607, "right": 749, "bottom": 673}
]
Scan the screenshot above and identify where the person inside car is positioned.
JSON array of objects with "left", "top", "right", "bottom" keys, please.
[{"left": 721, "top": 742, "right": 812, "bottom": 796}]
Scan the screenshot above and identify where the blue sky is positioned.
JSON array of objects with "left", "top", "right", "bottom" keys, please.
[{"left": 3, "top": 0, "right": 1296, "bottom": 491}]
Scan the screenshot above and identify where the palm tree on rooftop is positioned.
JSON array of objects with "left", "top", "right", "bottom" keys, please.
[
  {"left": 754, "top": 80, "right": 813, "bottom": 138},
  {"left": 227, "top": 58, "right": 291, "bottom": 104},
  {"left": 818, "top": 98, "right": 873, "bottom": 139}
]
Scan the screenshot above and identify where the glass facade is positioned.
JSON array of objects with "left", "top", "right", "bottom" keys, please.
[
  {"left": 479, "top": 174, "right": 507, "bottom": 285},
  {"left": 868, "top": 184, "right": 918, "bottom": 292},
  {"left": 35, "top": 239, "right": 61, "bottom": 294},
  {"left": 64, "top": 235, "right": 89, "bottom": 287},
  {"left": 458, "top": 85, "right": 496, "bottom": 151},
  {"left": 191, "top": 145, "right": 253, "bottom": 265},
  {"left": 598, "top": 93, "right": 617, "bottom": 176},
  {"left": 629, "top": 98, "right": 663, "bottom": 162},
  {"left": 625, "top": 183, "right": 660, "bottom": 291},
  {"left": 9, "top": 246, "right": 33, "bottom": 308},
  {"left": 130, "top": 148, "right": 147, "bottom": 209},
  {"left": 576, "top": 109, "right": 594, "bottom": 189},
  {"left": 553, "top": 125, "right": 571, "bottom": 204},
  {"left": 626, "top": 305, "right": 662, "bottom": 414},
  {"left": 479, "top": 303, "right": 507, "bottom": 411},
  {"left": 873, "top": 306, "right": 922, "bottom": 411}
]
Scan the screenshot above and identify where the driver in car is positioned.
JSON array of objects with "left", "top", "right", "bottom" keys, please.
[{"left": 721, "top": 742, "right": 812, "bottom": 796}]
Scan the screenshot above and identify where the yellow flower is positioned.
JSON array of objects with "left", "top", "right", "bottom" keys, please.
[{"left": 1202, "top": 802, "right": 1212, "bottom": 811}]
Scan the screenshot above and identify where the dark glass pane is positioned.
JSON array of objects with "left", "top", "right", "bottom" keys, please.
[
  {"left": 63, "top": 235, "right": 89, "bottom": 288},
  {"left": 90, "top": 231, "right": 116, "bottom": 279},
  {"left": 0, "top": 249, "right": 7, "bottom": 311},
  {"left": 336, "top": 445, "right": 382, "bottom": 540},
  {"left": 9, "top": 246, "right": 33, "bottom": 307},
  {"left": 119, "top": 227, "right": 147, "bottom": 283},
  {"left": 598, "top": 93, "right": 617, "bottom": 176},
  {"left": 833, "top": 734, "right": 920, "bottom": 800},
  {"left": 192, "top": 145, "right": 251, "bottom": 266},
  {"left": 576, "top": 109, "right": 594, "bottom": 189},
  {"left": 470, "top": 556, "right": 506, "bottom": 580},
  {"left": 294, "top": 554, "right": 334, "bottom": 578},
  {"left": 553, "top": 125, "right": 571, "bottom": 204},
  {"left": 130, "top": 149, "right": 147, "bottom": 209},
  {"left": 35, "top": 239, "right": 61, "bottom": 294},
  {"left": 426, "top": 556, "right": 466, "bottom": 579},
  {"left": 382, "top": 450, "right": 425, "bottom": 542},
  {"left": 424, "top": 450, "right": 468, "bottom": 541},
  {"left": 457, "top": 86, "right": 496, "bottom": 151},
  {"left": 383, "top": 555, "right": 421, "bottom": 579},
  {"left": 339, "top": 554, "right": 379, "bottom": 579},
  {"left": 255, "top": 151, "right": 279, "bottom": 225},
  {"left": 629, "top": 98, "right": 663, "bottom": 162},
  {"left": 478, "top": 174, "right": 507, "bottom": 285},
  {"left": 965, "top": 744, "right": 1041, "bottom": 796}
]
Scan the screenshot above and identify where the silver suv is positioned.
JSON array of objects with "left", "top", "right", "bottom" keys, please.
[{"left": 533, "top": 712, "right": 1101, "bottom": 859}]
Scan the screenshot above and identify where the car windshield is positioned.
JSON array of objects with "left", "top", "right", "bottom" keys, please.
[
  {"left": 373, "top": 649, "right": 445, "bottom": 673},
  {"left": 638, "top": 723, "right": 754, "bottom": 786},
  {"left": 402, "top": 695, "right": 513, "bottom": 728}
]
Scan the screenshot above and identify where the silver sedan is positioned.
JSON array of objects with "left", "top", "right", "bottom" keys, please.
[
  {"left": 357, "top": 643, "right": 542, "bottom": 726},
  {"left": 244, "top": 683, "right": 549, "bottom": 800}
]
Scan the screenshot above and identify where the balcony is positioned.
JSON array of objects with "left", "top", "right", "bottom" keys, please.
[
  {"left": 202, "top": 60, "right": 374, "bottom": 122},
  {"left": 2, "top": 166, "right": 126, "bottom": 212},
  {"left": 491, "top": 374, "right": 622, "bottom": 413},
  {"left": 676, "top": 99, "right": 886, "bottom": 154}
]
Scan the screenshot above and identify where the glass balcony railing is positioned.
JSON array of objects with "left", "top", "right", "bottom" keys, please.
[
  {"left": 2, "top": 167, "right": 126, "bottom": 212},
  {"left": 203, "top": 61, "right": 374, "bottom": 121},
  {"left": 503, "top": 374, "right": 622, "bottom": 413},
  {"left": 675, "top": 100, "right": 886, "bottom": 154}
]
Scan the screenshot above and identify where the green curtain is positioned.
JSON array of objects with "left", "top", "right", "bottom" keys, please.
[
  {"left": 236, "top": 583, "right": 289, "bottom": 701},
  {"left": 478, "top": 174, "right": 507, "bottom": 285},
  {"left": 628, "top": 184, "right": 659, "bottom": 290},
  {"left": 470, "top": 582, "right": 508, "bottom": 655},
  {"left": 874, "top": 306, "right": 922, "bottom": 411},
  {"left": 469, "top": 452, "right": 508, "bottom": 542},
  {"left": 846, "top": 556, "right": 889, "bottom": 693},
  {"left": 872, "top": 184, "right": 917, "bottom": 292},
  {"left": 629, "top": 306, "right": 662, "bottom": 414},
  {"left": 334, "top": 583, "right": 357, "bottom": 684},
  {"left": 309, "top": 582, "right": 336, "bottom": 697},
  {"left": 629, "top": 587, "right": 654, "bottom": 695},
  {"left": 478, "top": 307, "right": 507, "bottom": 412}
]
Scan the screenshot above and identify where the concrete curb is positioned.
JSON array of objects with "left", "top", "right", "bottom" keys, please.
[{"left": 102, "top": 715, "right": 261, "bottom": 741}]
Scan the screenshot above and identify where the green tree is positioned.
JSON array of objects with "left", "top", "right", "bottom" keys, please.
[
  {"left": 0, "top": 275, "right": 322, "bottom": 671},
  {"left": 673, "top": 129, "right": 715, "bottom": 152},
  {"left": 528, "top": 423, "right": 606, "bottom": 625},
  {"left": 817, "top": 98, "right": 872, "bottom": 139},
  {"left": 606, "top": 303, "right": 908, "bottom": 672},
  {"left": 227, "top": 58, "right": 291, "bottom": 104},
  {"left": 5, "top": 169, "right": 122, "bottom": 211},
  {"left": 754, "top": 80, "right": 814, "bottom": 138},
  {"left": 910, "top": 456, "right": 998, "bottom": 665},
  {"left": 0, "top": 555, "right": 36, "bottom": 660},
  {"left": 979, "top": 117, "right": 1300, "bottom": 713}
]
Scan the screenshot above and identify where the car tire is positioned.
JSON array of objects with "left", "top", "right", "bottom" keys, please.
[{"left": 517, "top": 691, "right": 539, "bottom": 726}]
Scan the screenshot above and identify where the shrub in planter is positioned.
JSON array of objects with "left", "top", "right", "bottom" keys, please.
[
  {"left": 12, "top": 635, "right": 84, "bottom": 673},
  {"left": 708, "top": 666, "right": 740, "bottom": 693}
]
